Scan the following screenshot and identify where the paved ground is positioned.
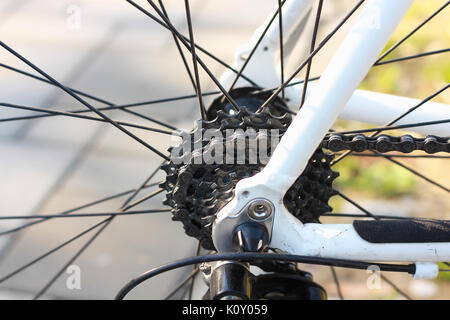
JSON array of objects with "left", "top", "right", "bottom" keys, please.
[
  {"left": 0, "top": 0, "right": 448, "bottom": 300},
  {"left": 0, "top": 0, "right": 286, "bottom": 300}
]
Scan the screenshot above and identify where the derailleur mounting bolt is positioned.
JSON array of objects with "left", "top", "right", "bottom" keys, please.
[
  {"left": 247, "top": 199, "right": 273, "bottom": 221},
  {"left": 199, "top": 262, "right": 212, "bottom": 275}
]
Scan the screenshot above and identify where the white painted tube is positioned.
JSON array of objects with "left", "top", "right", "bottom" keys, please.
[
  {"left": 285, "top": 85, "right": 450, "bottom": 137},
  {"left": 341, "top": 89, "right": 450, "bottom": 136},
  {"left": 259, "top": 0, "right": 414, "bottom": 193},
  {"left": 270, "top": 208, "right": 450, "bottom": 263}
]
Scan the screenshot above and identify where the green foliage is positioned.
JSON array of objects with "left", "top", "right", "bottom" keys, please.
[
  {"left": 344, "top": 0, "right": 449, "bottom": 199},
  {"left": 359, "top": 0, "right": 450, "bottom": 100},
  {"left": 437, "top": 262, "right": 450, "bottom": 281},
  {"left": 334, "top": 157, "right": 416, "bottom": 197}
]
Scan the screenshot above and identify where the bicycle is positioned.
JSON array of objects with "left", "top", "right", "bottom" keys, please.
[{"left": 0, "top": 0, "right": 449, "bottom": 300}]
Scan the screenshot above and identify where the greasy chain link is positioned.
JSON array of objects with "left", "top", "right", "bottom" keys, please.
[{"left": 322, "top": 133, "right": 450, "bottom": 154}]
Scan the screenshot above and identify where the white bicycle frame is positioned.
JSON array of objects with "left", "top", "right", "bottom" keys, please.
[{"left": 214, "top": 0, "right": 450, "bottom": 279}]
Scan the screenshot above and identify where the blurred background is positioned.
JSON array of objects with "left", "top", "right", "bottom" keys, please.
[{"left": 0, "top": 0, "right": 448, "bottom": 299}]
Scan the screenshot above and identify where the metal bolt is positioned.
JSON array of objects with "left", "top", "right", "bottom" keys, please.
[
  {"left": 247, "top": 199, "right": 273, "bottom": 221},
  {"left": 199, "top": 262, "right": 212, "bottom": 275}
]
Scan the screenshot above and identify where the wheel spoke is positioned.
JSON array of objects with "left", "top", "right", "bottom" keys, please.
[
  {"left": 330, "top": 86, "right": 450, "bottom": 191},
  {"left": 374, "top": 48, "right": 450, "bottom": 66},
  {"left": 333, "top": 153, "right": 450, "bottom": 159},
  {"left": 299, "top": 0, "right": 323, "bottom": 109},
  {"left": 227, "top": 0, "right": 287, "bottom": 93},
  {"left": 140, "top": 0, "right": 241, "bottom": 113},
  {"left": 0, "top": 62, "right": 221, "bottom": 122},
  {"left": 380, "top": 274, "right": 412, "bottom": 300},
  {"left": 13, "top": 23, "right": 124, "bottom": 140},
  {"left": 33, "top": 217, "right": 114, "bottom": 299},
  {"left": 334, "top": 151, "right": 449, "bottom": 194},
  {"left": 381, "top": 154, "right": 449, "bottom": 193},
  {"left": 183, "top": 0, "right": 207, "bottom": 120},
  {"left": 0, "top": 218, "right": 110, "bottom": 285},
  {"left": 0, "top": 102, "right": 179, "bottom": 135},
  {"left": 379, "top": 84, "right": 449, "bottom": 132},
  {"left": 163, "top": 267, "right": 199, "bottom": 300},
  {"left": 0, "top": 63, "right": 181, "bottom": 131},
  {"left": 0, "top": 209, "right": 169, "bottom": 220},
  {"left": 374, "top": 0, "right": 450, "bottom": 65},
  {"left": 0, "top": 40, "right": 170, "bottom": 160},
  {"left": 0, "top": 62, "right": 113, "bottom": 105},
  {"left": 332, "top": 84, "right": 449, "bottom": 166},
  {"left": 278, "top": 0, "right": 285, "bottom": 99},
  {"left": 31, "top": 164, "right": 165, "bottom": 299},
  {"left": 323, "top": 213, "right": 416, "bottom": 220},
  {"left": 125, "top": 0, "right": 258, "bottom": 87},
  {"left": 330, "top": 266, "right": 344, "bottom": 300},
  {"left": 0, "top": 182, "right": 161, "bottom": 236},
  {"left": 1, "top": 0, "right": 447, "bottom": 301},
  {"left": 158, "top": 0, "right": 197, "bottom": 92},
  {"left": 121, "top": 161, "right": 165, "bottom": 209},
  {"left": 0, "top": 188, "right": 164, "bottom": 288},
  {"left": 257, "top": 0, "right": 365, "bottom": 112},
  {"left": 255, "top": 75, "right": 321, "bottom": 95},
  {"left": 116, "top": 253, "right": 415, "bottom": 299},
  {"left": 0, "top": 124, "right": 113, "bottom": 264},
  {"left": 186, "top": 241, "right": 202, "bottom": 300},
  {"left": 121, "top": 189, "right": 164, "bottom": 211},
  {"left": 336, "top": 191, "right": 380, "bottom": 220},
  {"left": 334, "top": 118, "right": 450, "bottom": 135},
  {"left": 120, "top": 108, "right": 178, "bottom": 131}
]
